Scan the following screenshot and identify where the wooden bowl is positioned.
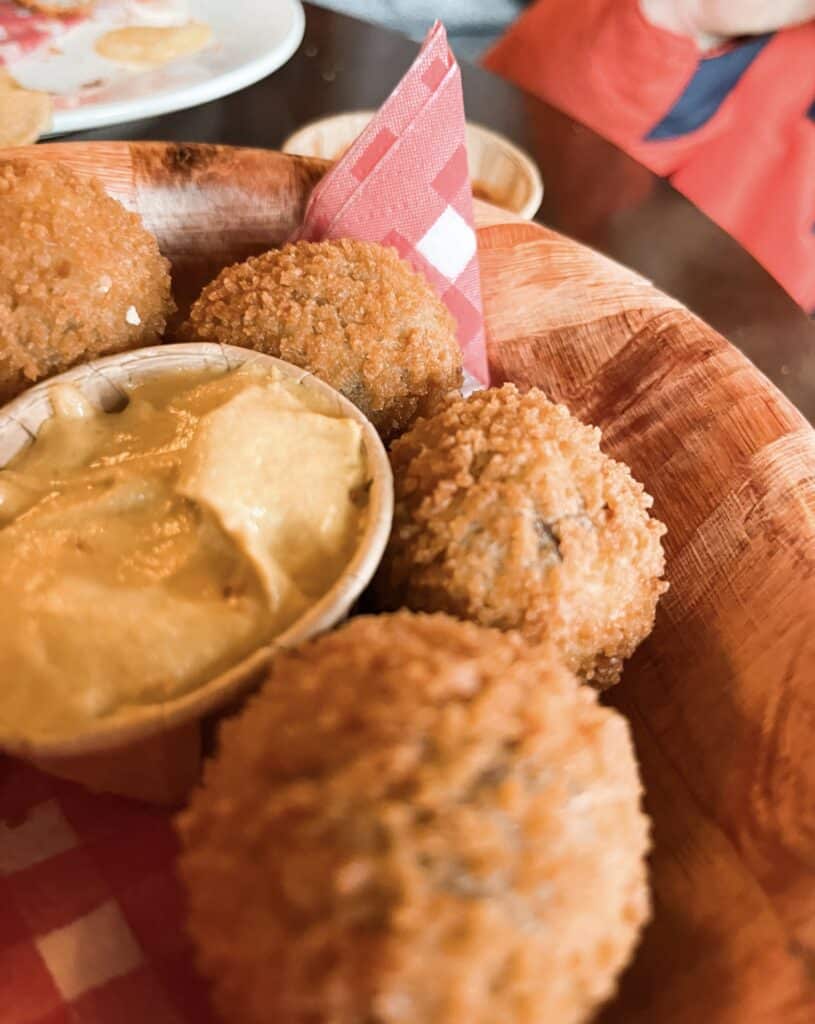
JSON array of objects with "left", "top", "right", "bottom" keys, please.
[
  {"left": 2, "top": 142, "right": 814, "bottom": 1023},
  {"left": 0, "top": 342, "right": 393, "bottom": 802}
]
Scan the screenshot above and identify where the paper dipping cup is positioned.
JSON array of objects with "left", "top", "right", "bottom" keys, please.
[
  {"left": 282, "top": 111, "right": 544, "bottom": 220},
  {"left": 0, "top": 344, "right": 393, "bottom": 803}
]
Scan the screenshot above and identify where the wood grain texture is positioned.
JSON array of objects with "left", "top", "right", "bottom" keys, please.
[
  {"left": 480, "top": 222, "right": 815, "bottom": 1023},
  {"left": 1, "top": 142, "right": 325, "bottom": 329},
  {"left": 4, "top": 142, "right": 815, "bottom": 1023}
]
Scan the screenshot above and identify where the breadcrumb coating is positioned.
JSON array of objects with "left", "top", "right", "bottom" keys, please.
[
  {"left": 378, "top": 385, "right": 668, "bottom": 686},
  {"left": 0, "top": 160, "right": 174, "bottom": 403},
  {"left": 181, "top": 239, "right": 463, "bottom": 439},
  {"left": 177, "top": 612, "right": 650, "bottom": 1024}
]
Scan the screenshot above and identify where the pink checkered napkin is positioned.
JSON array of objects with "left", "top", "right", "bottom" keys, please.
[
  {"left": 0, "top": 2, "right": 84, "bottom": 66},
  {"left": 1, "top": 757, "right": 213, "bottom": 1024},
  {"left": 293, "top": 21, "right": 489, "bottom": 386}
]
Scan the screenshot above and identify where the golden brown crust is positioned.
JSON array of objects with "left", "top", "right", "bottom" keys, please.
[
  {"left": 177, "top": 612, "right": 650, "bottom": 1024},
  {"left": 0, "top": 159, "right": 174, "bottom": 403},
  {"left": 377, "top": 385, "right": 668, "bottom": 686},
  {"left": 0, "top": 70, "right": 52, "bottom": 148},
  {"left": 181, "top": 239, "right": 463, "bottom": 439}
]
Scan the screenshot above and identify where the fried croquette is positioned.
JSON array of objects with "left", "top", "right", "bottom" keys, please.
[
  {"left": 0, "top": 160, "right": 174, "bottom": 403},
  {"left": 177, "top": 612, "right": 650, "bottom": 1024},
  {"left": 377, "top": 385, "right": 668, "bottom": 687},
  {"left": 181, "top": 239, "right": 463, "bottom": 439}
]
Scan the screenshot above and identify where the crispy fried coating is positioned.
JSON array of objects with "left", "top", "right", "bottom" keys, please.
[
  {"left": 177, "top": 612, "right": 650, "bottom": 1024},
  {"left": 181, "top": 239, "right": 463, "bottom": 439},
  {"left": 0, "top": 160, "right": 174, "bottom": 403},
  {"left": 378, "top": 385, "right": 668, "bottom": 686}
]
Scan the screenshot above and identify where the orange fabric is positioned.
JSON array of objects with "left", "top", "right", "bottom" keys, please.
[{"left": 484, "top": 0, "right": 815, "bottom": 310}]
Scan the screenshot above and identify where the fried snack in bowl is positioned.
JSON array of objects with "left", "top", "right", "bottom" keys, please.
[
  {"left": 0, "top": 72, "right": 52, "bottom": 148},
  {"left": 377, "top": 385, "right": 668, "bottom": 686},
  {"left": 0, "top": 343, "right": 393, "bottom": 803},
  {"left": 0, "top": 159, "right": 174, "bottom": 403},
  {"left": 177, "top": 611, "right": 650, "bottom": 1024},
  {"left": 181, "top": 238, "right": 463, "bottom": 440}
]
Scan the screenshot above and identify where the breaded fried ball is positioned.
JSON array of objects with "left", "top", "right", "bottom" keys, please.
[
  {"left": 181, "top": 239, "right": 463, "bottom": 439},
  {"left": 0, "top": 160, "right": 174, "bottom": 403},
  {"left": 177, "top": 612, "right": 650, "bottom": 1024},
  {"left": 377, "top": 385, "right": 668, "bottom": 687}
]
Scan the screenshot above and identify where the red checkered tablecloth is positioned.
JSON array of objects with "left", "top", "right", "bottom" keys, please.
[
  {"left": 0, "top": 758, "right": 211, "bottom": 1024},
  {"left": 294, "top": 21, "right": 489, "bottom": 386}
]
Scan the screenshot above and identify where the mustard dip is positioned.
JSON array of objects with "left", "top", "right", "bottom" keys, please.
[
  {"left": 95, "top": 23, "right": 213, "bottom": 70},
  {"left": 0, "top": 365, "right": 367, "bottom": 743}
]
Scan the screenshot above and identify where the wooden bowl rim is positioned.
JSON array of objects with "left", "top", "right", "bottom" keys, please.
[
  {"left": 0, "top": 342, "right": 394, "bottom": 758},
  {"left": 2, "top": 140, "right": 814, "bottom": 1019}
]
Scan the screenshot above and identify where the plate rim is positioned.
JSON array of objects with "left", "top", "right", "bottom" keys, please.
[{"left": 40, "top": 0, "right": 305, "bottom": 137}]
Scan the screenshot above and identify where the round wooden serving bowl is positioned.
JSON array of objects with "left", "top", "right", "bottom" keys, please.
[{"left": 3, "top": 142, "right": 814, "bottom": 1024}]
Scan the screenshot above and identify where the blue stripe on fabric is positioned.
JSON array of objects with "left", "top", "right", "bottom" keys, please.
[
  {"left": 807, "top": 98, "right": 815, "bottom": 122},
  {"left": 645, "top": 33, "right": 773, "bottom": 141}
]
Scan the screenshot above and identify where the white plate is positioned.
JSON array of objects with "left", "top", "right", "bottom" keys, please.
[{"left": 7, "top": 0, "right": 304, "bottom": 135}]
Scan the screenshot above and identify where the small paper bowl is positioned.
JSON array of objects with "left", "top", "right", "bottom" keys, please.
[
  {"left": 0, "top": 343, "right": 394, "bottom": 802},
  {"left": 282, "top": 111, "right": 544, "bottom": 220}
]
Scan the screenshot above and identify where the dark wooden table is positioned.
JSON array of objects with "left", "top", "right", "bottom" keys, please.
[{"left": 64, "top": 1, "right": 815, "bottom": 419}]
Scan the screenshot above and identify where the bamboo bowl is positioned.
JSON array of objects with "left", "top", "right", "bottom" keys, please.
[
  {"left": 1, "top": 141, "right": 814, "bottom": 1023},
  {"left": 0, "top": 342, "right": 393, "bottom": 803}
]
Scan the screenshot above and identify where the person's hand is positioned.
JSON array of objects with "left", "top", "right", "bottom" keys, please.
[{"left": 641, "top": 0, "right": 815, "bottom": 47}]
